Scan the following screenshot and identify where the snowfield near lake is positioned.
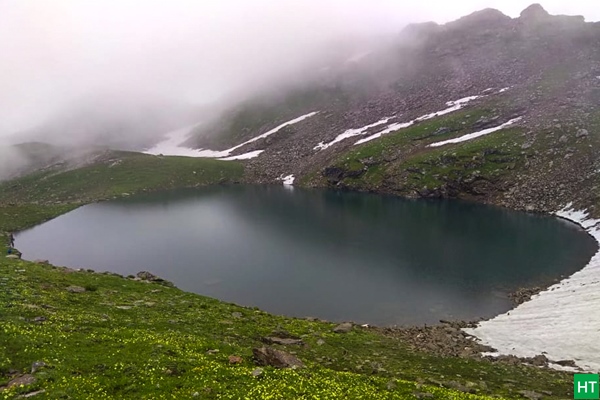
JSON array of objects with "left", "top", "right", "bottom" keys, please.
[
  {"left": 464, "top": 203, "right": 600, "bottom": 372},
  {"left": 428, "top": 117, "right": 522, "bottom": 147},
  {"left": 280, "top": 174, "right": 295, "bottom": 185},
  {"left": 145, "top": 112, "right": 318, "bottom": 159}
]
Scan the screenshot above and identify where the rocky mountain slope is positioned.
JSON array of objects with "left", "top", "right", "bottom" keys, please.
[{"left": 177, "top": 4, "right": 600, "bottom": 216}]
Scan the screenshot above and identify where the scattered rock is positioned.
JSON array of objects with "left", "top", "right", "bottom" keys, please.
[
  {"left": 31, "top": 361, "right": 46, "bottom": 374},
  {"left": 555, "top": 359, "right": 577, "bottom": 367},
  {"left": 33, "top": 260, "right": 49, "bottom": 265},
  {"left": 231, "top": 312, "right": 243, "bottom": 318},
  {"left": 136, "top": 271, "right": 174, "bottom": 287},
  {"left": 16, "top": 390, "right": 46, "bottom": 398},
  {"left": 5, "top": 255, "right": 19, "bottom": 259},
  {"left": 529, "top": 354, "right": 549, "bottom": 367},
  {"left": 136, "top": 271, "right": 159, "bottom": 281},
  {"left": 518, "top": 390, "right": 543, "bottom": 400},
  {"left": 32, "top": 316, "right": 46, "bottom": 323},
  {"left": 253, "top": 347, "right": 305, "bottom": 369},
  {"left": 316, "top": 339, "right": 325, "bottom": 346},
  {"left": 251, "top": 368, "right": 263, "bottom": 378},
  {"left": 333, "top": 322, "right": 353, "bottom": 333},
  {"left": 433, "top": 127, "right": 451, "bottom": 136},
  {"left": 206, "top": 349, "right": 219, "bottom": 355},
  {"left": 558, "top": 135, "right": 568, "bottom": 144},
  {"left": 228, "top": 355, "right": 243, "bottom": 365},
  {"left": 509, "top": 287, "right": 542, "bottom": 305},
  {"left": 66, "top": 286, "right": 86, "bottom": 293},
  {"left": 6, "top": 374, "right": 36, "bottom": 388},
  {"left": 576, "top": 128, "right": 589, "bottom": 138}
]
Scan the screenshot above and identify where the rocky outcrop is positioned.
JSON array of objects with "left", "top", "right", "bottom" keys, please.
[
  {"left": 252, "top": 347, "right": 305, "bottom": 369},
  {"left": 519, "top": 4, "right": 550, "bottom": 22}
]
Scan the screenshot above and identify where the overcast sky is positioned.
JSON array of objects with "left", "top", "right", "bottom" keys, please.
[{"left": 0, "top": 0, "right": 597, "bottom": 137}]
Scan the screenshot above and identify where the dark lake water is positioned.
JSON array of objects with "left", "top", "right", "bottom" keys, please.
[{"left": 16, "top": 186, "right": 597, "bottom": 326}]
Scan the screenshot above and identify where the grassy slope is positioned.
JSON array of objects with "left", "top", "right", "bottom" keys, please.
[
  {"left": 0, "top": 151, "right": 244, "bottom": 205},
  {"left": 0, "top": 151, "right": 574, "bottom": 399},
  {"left": 310, "top": 105, "right": 527, "bottom": 200}
]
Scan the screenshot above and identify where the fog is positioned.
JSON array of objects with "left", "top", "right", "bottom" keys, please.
[{"left": 0, "top": 0, "right": 598, "bottom": 145}]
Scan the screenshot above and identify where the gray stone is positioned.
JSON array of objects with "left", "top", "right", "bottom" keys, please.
[
  {"left": 518, "top": 390, "right": 543, "bottom": 400},
  {"left": 7, "top": 374, "right": 36, "bottom": 388},
  {"left": 31, "top": 361, "right": 46, "bottom": 374},
  {"left": 66, "top": 286, "right": 86, "bottom": 293},
  {"left": 576, "top": 129, "right": 589, "bottom": 138},
  {"left": 333, "top": 322, "right": 353, "bottom": 333},
  {"left": 558, "top": 135, "right": 568, "bottom": 143},
  {"left": 16, "top": 390, "right": 46, "bottom": 399},
  {"left": 5, "top": 254, "right": 19, "bottom": 259},
  {"left": 251, "top": 368, "right": 264, "bottom": 378},
  {"left": 253, "top": 347, "right": 305, "bottom": 369}
]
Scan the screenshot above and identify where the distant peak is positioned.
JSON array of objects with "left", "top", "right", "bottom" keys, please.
[
  {"left": 519, "top": 4, "right": 550, "bottom": 20},
  {"left": 449, "top": 8, "right": 510, "bottom": 28}
]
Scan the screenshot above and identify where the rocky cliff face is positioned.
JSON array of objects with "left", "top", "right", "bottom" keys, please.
[{"left": 190, "top": 4, "right": 600, "bottom": 215}]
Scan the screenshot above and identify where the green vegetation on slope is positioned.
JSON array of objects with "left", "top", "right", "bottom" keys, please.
[
  {"left": 0, "top": 151, "right": 244, "bottom": 205},
  {"left": 316, "top": 106, "right": 527, "bottom": 199},
  {"left": 0, "top": 258, "right": 573, "bottom": 399}
]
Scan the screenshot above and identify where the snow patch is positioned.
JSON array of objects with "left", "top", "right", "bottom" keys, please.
[
  {"left": 280, "top": 174, "right": 295, "bottom": 185},
  {"left": 464, "top": 203, "right": 600, "bottom": 372},
  {"left": 143, "top": 124, "right": 204, "bottom": 157},
  {"left": 146, "top": 111, "right": 319, "bottom": 159},
  {"left": 355, "top": 96, "right": 483, "bottom": 146},
  {"left": 315, "top": 118, "right": 392, "bottom": 150},
  {"left": 427, "top": 117, "right": 522, "bottom": 148},
  {"left": 219, "top": 150, "right": 264, "bottom": 160}
]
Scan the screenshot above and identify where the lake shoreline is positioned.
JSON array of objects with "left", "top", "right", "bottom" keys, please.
[{"left": 8, "top": 184, "right": 598, "bottom": 375}]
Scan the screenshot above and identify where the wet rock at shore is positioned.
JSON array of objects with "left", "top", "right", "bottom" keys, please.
[
  {"left": 333, "top": 322, "right": 353, "bottom": 333},
  {"left": 509, "top": 287, "right": 543, "bottom": 305},
  {"left": 136, "top": 271, "right": 175, "bottom": 287}
]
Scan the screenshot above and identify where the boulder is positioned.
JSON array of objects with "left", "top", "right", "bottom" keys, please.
[
  {"left": 333, "top": 322, "right": 353, "bottom": 333},
  {"left": 519, "top": 4, "right": 550, "bottom": 21},
  {"left": 576, "top": 129, "right": 589, "bottom": 138},
  {"left": 253, "top": 347, "right": 304, "bottom": 369}
]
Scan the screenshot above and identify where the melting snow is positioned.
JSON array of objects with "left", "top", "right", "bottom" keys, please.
[
  {"left": 280, "top": 174, "right": 295, "bottom": 185},
  {"left": 314, "top": 118, "right": 392, "bottom": 150},
  {"left": 354, "top": 95, "right": 484, "bottom": 146},
  {"left": 145, "top": 111, "right": 319, "bottom": 159},
  {"left": 464, "top": 203, "right": 600, "bottom": 372},
  {"left": 428, "top": 117, "right": 522, "bottom": 148},
  {"left": 143, "top": 124, "right": 204, "bottom": 157},
  {"left": 219, "top": 150, "right": 264, "bottom": 160}
]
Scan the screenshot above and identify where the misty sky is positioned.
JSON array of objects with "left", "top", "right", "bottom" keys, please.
[{"left": 0, "top": 0, "right": 597, "bottom": 137}]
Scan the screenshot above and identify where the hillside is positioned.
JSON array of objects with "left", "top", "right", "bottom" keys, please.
[
  {"left": 1, "top": 3, "right": 598, "bottom": 398},
  {"left": 171, "top": 4, "right": 600, "bottom": 217}
]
